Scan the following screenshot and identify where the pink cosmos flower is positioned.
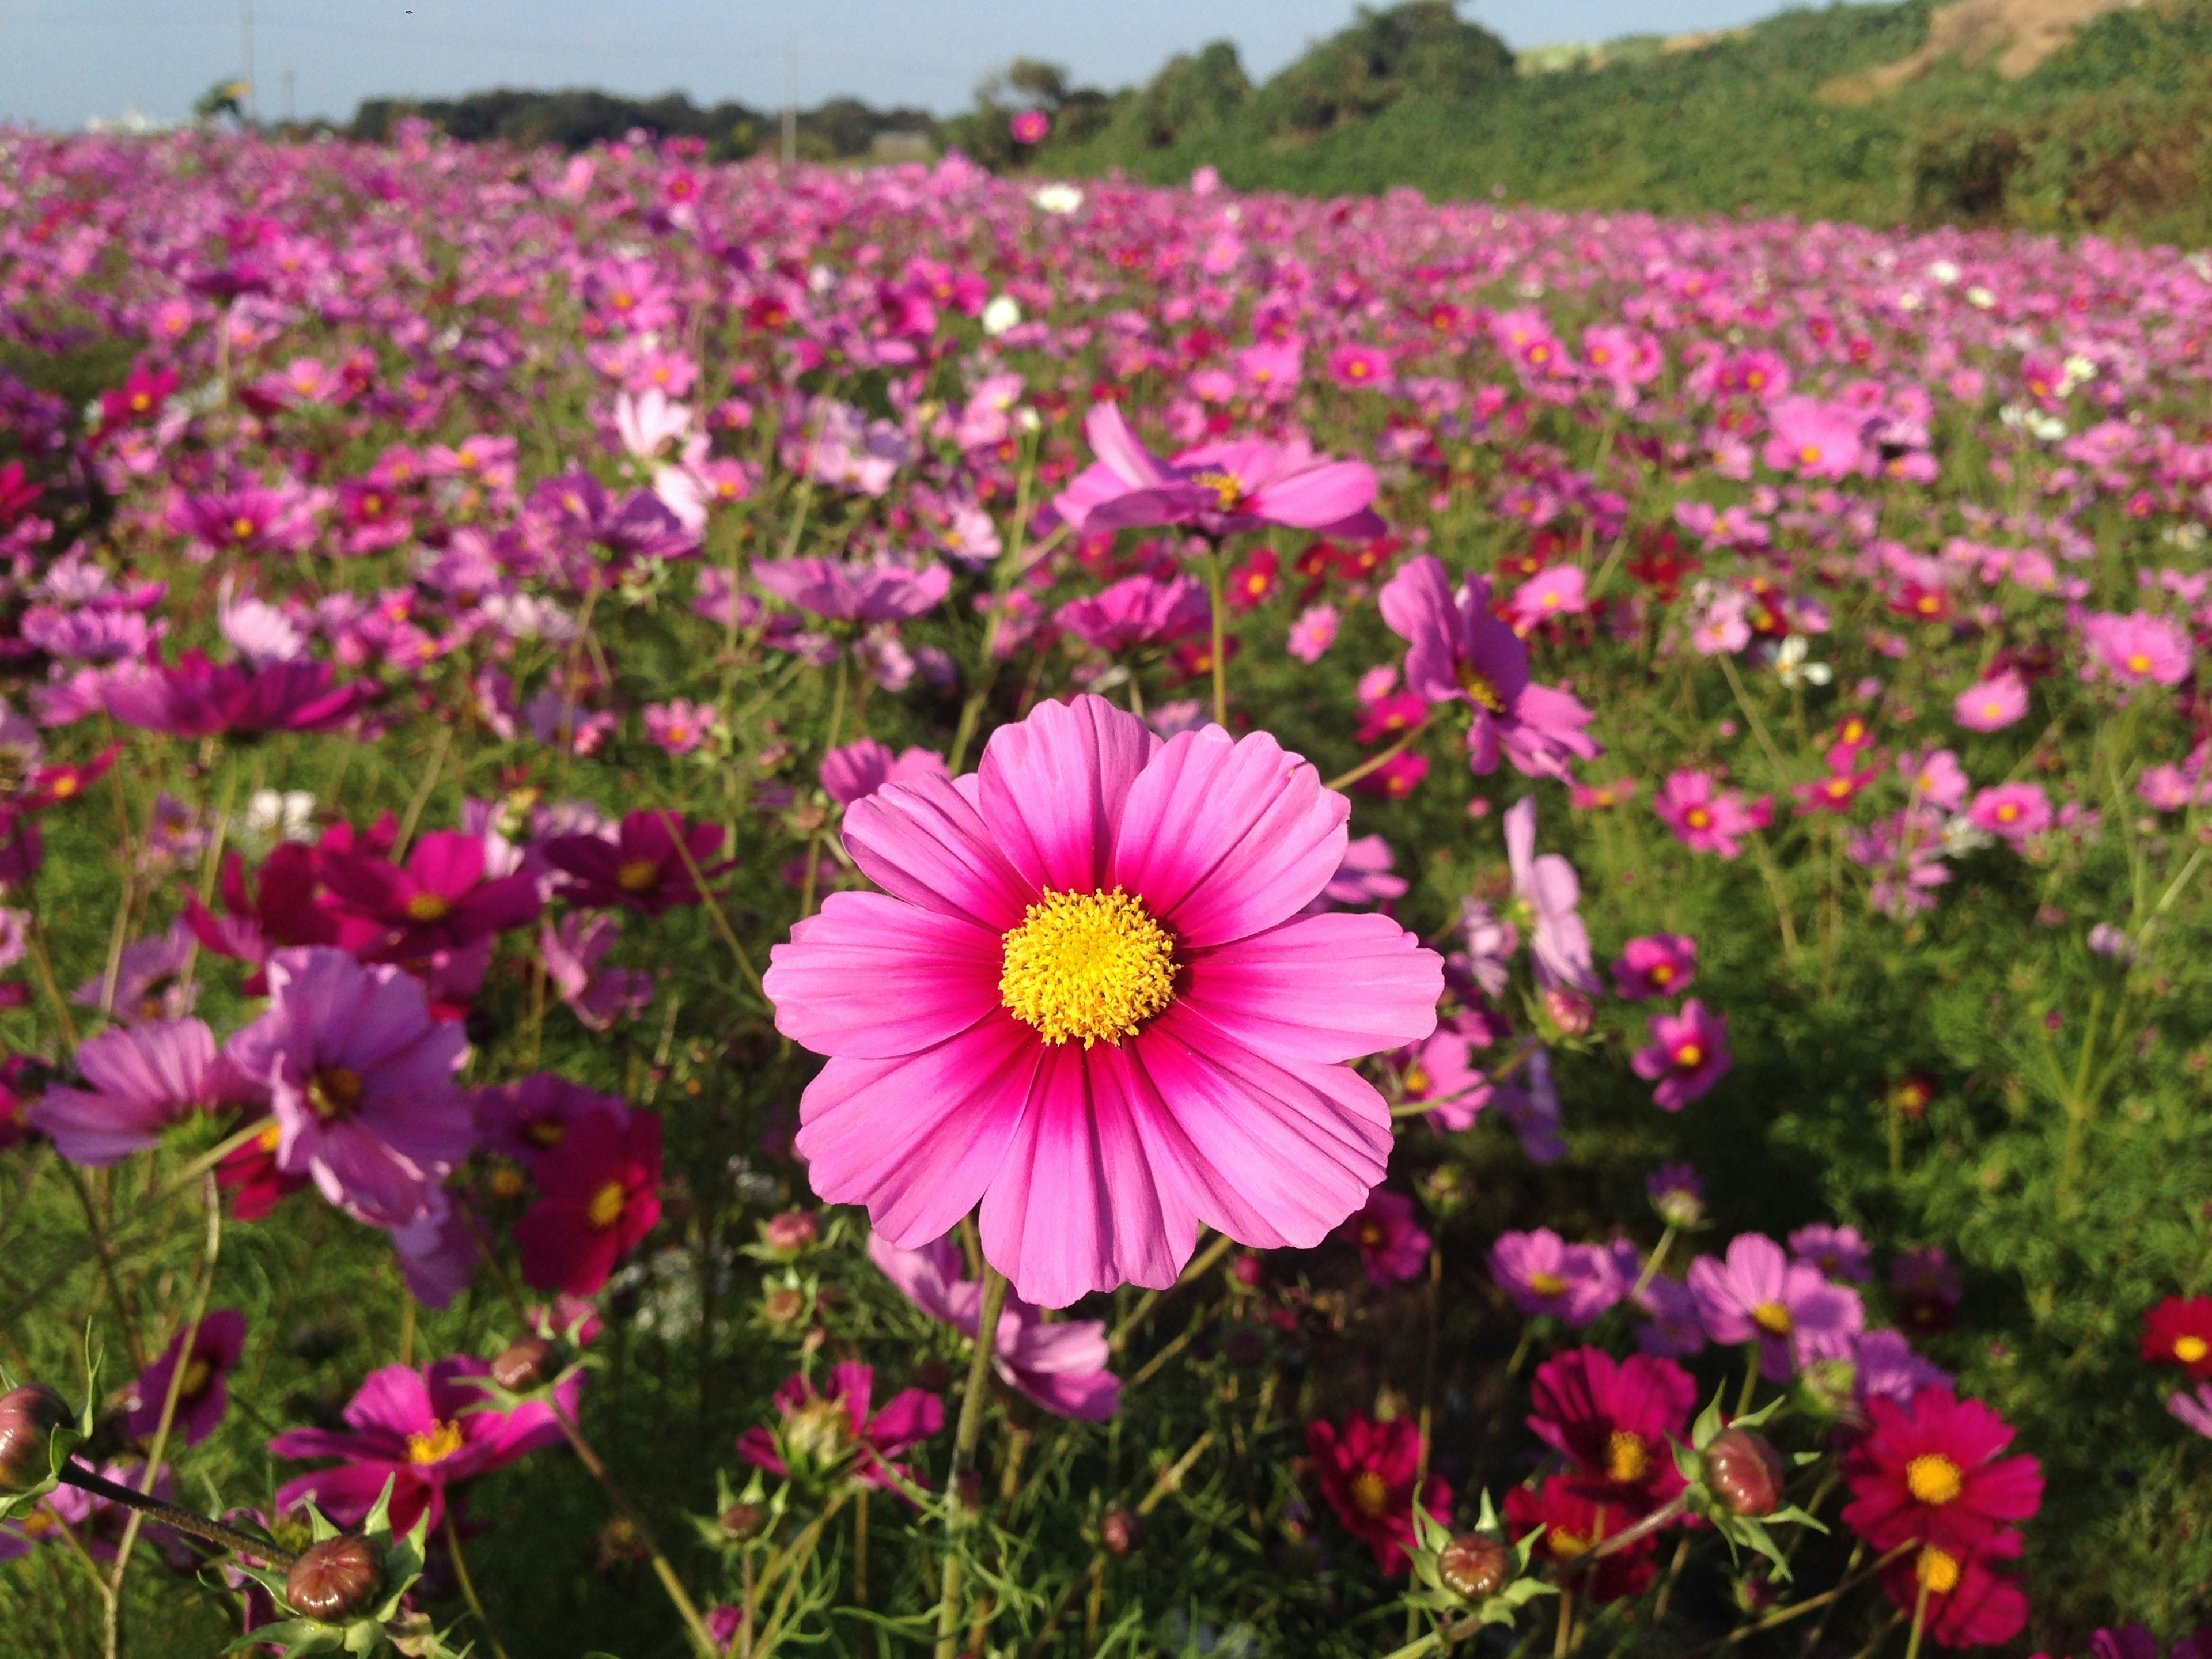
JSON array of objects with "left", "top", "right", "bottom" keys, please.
[
  {"left": 819, "top": 739, "right": 950, "bottom": 806},
  {"left": 642, "top": 699, "right": 719, "bottom": 757},
  {"left": 1326, "top": 344, "right": 1393, "bottom": 391},
  {"left": 1306, "top": 1412, "right": 1451, "bottom": 1576},
  {"left": 1688, "top": 1232, "right": 1865, "bottom": 1381},
  {"left": 1630, "top": 999, "right": 1732, "bottom": 1110},
  {"left": 1580, "top": 324, "right": 1664, "bottom": 409},
  {"left": 1338, "top": 1188, "right": 1431, "bottom": 1286},
  {"left": 738, "top": 1362, "right": 943, "bottom": 1494},
  {"left": 1009, "top": 108, "right": 1051, "bottom": 145},
  {"left": 1390, "top": 1029, "right": 1490, "bottom": 1131},
  {"left": 271, "top": 1356, "right": 576, "bottom": 1535},
  {"left": 538, "top": 912, "right": 653, "bottom": 1031},
  {"left": 764, "top": 695, "right": 1442, "bottom": 1307},
  {"left": 751, "top": 558, "right": 952, "bottom": 623},
  {"left": 30, "top": 1017, "right": 245, "bottom": 1166},
  {"left": 515, "top": 1109, "right": 663, "bottom": 1296},
  {"left": 1378, "top": 556, "right": 1601, "bottom": 781},
  {"left": 104, "top": 653, "right": 370, "bottom": 738},
  {"left": 1507, "top": 566, "right": 1589, "bottom": 631},
  {"left": 1611, "top": 934, "right": 1697, "bottom": 1002},
  {"left": 123, "top": 1309, "right": 247, "bottom": 1446},
  {"left": 1308, "top": 833, "right": 1409, "bottom": 913},
  {"left": 317, "top": 830, "right": 541, "bottom": 964},
  {"left": 1504, "top": 796, "right": 1599, "bottom": 993},
  {"left": 868, "top": 1232, "right": 1120, "bottom": 1421},
  {"left": 1762, "top": 397, "right": 1866, "bottom": 480},
  {"left": 1652, "top": 769, "right": 1772, "bottom": 858},
  {"left": 2168, "top": 1385, "right": 2212, "bottom": 1440},
  {"left": 1490, "top": 1228, "right": 1620, "bottom": 1324},
  {"left": 1953, "top": 672, "right": 2028, "bottom": 732},
  {"left": 1967, "top": 782, "right": 2051, "bottom": 849},
  {"left": 1789, "top": 1223, "right": 1873, "bottom": 1282},
  {"left": 1287, "top": 603, "right": 1339, "bottom": 664},
  {"left": 1054, "top": 573, "right": 1210, "bottom": 654},
  {"left": 1052, "top": 404, "right": 1386, "bottom": 542},
  {"left": 2081, "top": 609, "right": 2191, "bottom": 687},
  {"left": 222, "top": 948, "right": 473, "bottom": 1228},
  {"left": 1900, "top": 748, "right": 1971, "bottom": 811}
]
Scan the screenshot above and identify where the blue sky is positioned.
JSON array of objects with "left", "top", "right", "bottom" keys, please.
[{"left": 2, "top": 1, "right": 1814, "bottom": 129}]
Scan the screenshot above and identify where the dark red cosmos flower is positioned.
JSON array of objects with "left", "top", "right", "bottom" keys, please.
[
  {"left": 184, "top": 844, "right": 337, "bottom": 991},
  {"left": 2142, "top": 1296, "right": 2212, "bottom": 1381},
  {"left": 1876, "top": 1531, "right": 2029, "bottom": 1649},
  {"left": 318, "top": 830, "right": 541, "bottom": 963},
  {"left": 1305, "top": 1411, "right": 1452, "bottom": 1577},
  {"left": 105, "top": 653, "right": 370, "bottom": 739},
  {"left": 1501, "top": 1475, "right": 1660, "bottom": 1602},
  {"left": 0, "top": 460, "right": 42, "bottom": 527},
  {"left": 1840, "top": 1387, "right": 2043, "bottom": 1555},
  {"left": 1526, "top": 1346, "right": 1698, "bottom": 1507},
  {"left": 98, "top": 363, "right": 179, "bottom": 431},
  {"left": 214, "top": 1116, "right": 308, "bottom": 1221},
  {"left": 17, "top": 744, "right": 122, "bottom": 811},
  {"left": 515, "top": 1109, "right": 663, "bottom": 1296},
  {"left": 543, "top": 810, "right": 730, "bottom": 916}
]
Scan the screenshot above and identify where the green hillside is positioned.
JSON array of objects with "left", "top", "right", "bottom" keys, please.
[{"left": 965, "top": 0, "right": 2212, "bottom": 242}]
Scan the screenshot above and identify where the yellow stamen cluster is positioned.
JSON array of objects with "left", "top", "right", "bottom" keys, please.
[
  {"left": 1906, "top": 1453, "right": 1963, "bottom": 1506},
  {"left": 587, "top": 1180, "right": 628, "bottom": 1230},
  {"left": 1188, "top": 469, "right": 1245, "bottom": 512},
  {"left": 1605, "top": 1430, "right": 1651, "bottom": 1484},
  {"left": 999, "top": 887, "right": 1176, "bottom": 1048},
  {"left": 1750, "top": 1300, "right": 1795, "bottom": 1337},
  {"left": 405, "top": 1419, "right": 465, "bottom": 1465},
  {"left": 1456, "top": 661, "right": 1507, "bottom": 713},
  {"left": 1349, "top": 1470, "right": 1391, "bottom": 1518}
]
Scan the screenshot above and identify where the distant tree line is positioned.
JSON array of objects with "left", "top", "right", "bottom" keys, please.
[{"left": 348, "top": 88, "right": 937, "bottom": 161}]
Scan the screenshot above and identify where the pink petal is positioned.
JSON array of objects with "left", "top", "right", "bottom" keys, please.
[
  {"left": 766, "top": 893, "right": 1002, "bottom": 1059},
  {"left": 1110, "top": 726, "right": 1346, "bottom": 947},
  {"left": 796, "top": 1012, "right": 1041, "bottom": 1249},
  {"left": 842, "top": 772, "right": 1033, "bottom": 931},
  {"left": 978, "top": 695, "right": 1156, "bottom": 895},
  {"left": 1180, "top": 914, "right": 1441, "bottom": 1063},
  {"left": 1244, "top": 459, "right": 1379, "bottom": 530},
  {"left": 1085, "top": 403, "right": 1173, "bottom": 490},
  {"left": 979, "top": 1043, "right": 1188, "bottom": 1308}
]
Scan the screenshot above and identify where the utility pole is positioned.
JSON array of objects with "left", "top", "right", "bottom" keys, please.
[
  {"left": 240, "top": 0, "right": 257, "bottom": 123},
  {"left": 781, "top": 35, "right": 797, "bottom": 165},
  {"left": 282, "top": 65, "right": 295, "bottom": 124}
]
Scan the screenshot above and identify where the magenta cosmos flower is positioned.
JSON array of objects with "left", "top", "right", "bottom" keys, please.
[
  {"left": 123, "top": 1309, "right": 248, "bottom": 1446},
  {"left": 542, "top": 809, "right": 729, "bottom": 915},
  {"left": 1055, "top": 573, "right": 1211, "bottom": 655},
  {"left": 1630, "top": 999, "right": 1732, "bottom": 1110},
  {"left": 1378, "top": 556, "right": 1600, "bottom": 781},
  {"left": 1052, "top": 403, "right": 1386, "bottom": 542},
  {"left": 222, "top": 947, "right": 473, "bottom": 1228},
  {"left": 1652, "top": 769, "right": 1772, "bottom": 858},
  {"left": 1337, "top": 1188, "right": 1431, "bottom": 1287},
  {"left": 104, "top": 652, "right": 369, "bottom": 738},
  {"left": 869, "top": 1232, "right": 1120, "bottom": 1422},
  {"left": 271, "top": 1356, "right": 576, "bottom": 1535},
  {"left": 1688, "top": 1232, "right": 1865, "bottom": 1381},
  {"left": 514, "top": 1109, "right": 663, "bottom": 1296},
  {"left": 1612, "top": 934, "right": 1698, "bottom": 1002},
  {"left": 317, "top": 828, "right": 542, "bottom": 963},
  {"left": 738, "top": 1362, "right": 943, "bottom": 1493},
  {"left": 764, "top": 694, "right": 1442, "bottom": 1307}
]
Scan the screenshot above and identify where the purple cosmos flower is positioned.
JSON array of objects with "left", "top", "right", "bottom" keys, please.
[
  {"left": 1490, "top": 1228, "right": 1620, "bottom": 1324},
  {"left": 1687, "top": 1232, "right": 1865, "bottom": 1381},
  {"left": 222, "top": 947, "right": 472, "bottom": 1228},
  {"left": 71, "top": 921, "right": 198, "bottom": 1025},
  {"left": 2168, "top": 1385, "right": 2212, "bottom": 1441},
  {"left": 1456, "top": 899, "right": 1520, "bottom": 999},
  {"left": 751, "top": 557, "right": 951, "bottom": 623},
  {"left": 1378, "top": 556, "right": 1600, "bottom": 781},
  {"left": 868, "top": 1232, "right": 1119, "bottom": 1422},
  {"left": 104, "top": 653, "right": 370, "bottom": 738},
  {"left": 1052, "top": 403, "right": 1385, "bottom": 541},
  {"left": 1338, "top": 1188, "right": 1432, "bottom": 1287},
  {"left": 1503, "top": 796, "right": 1599, "bottom": 993},
  {"left": 1633, "top": 1274, "right": 1709, "bottom": 1359},
  {"left": 1054, "top": 573, "right": 1211, "bottom": 654},
  {"left": 1494, "top": 1046, "right": 1566, "bottom": 1164},
  {"left": 819, "top": 738, "right": 949, "bottom": 806},
  {"left": 1789, "top": 1223, "right": 1873, "bottom": 1282},
  {"left": 1612, "top": 933, "right": 1698, "bottom": 1001},
  {"left": 1308, "top": 833, "right": 1409, "bottom": 913},
  {"left": 538, "top": 913, "right": 653, "bottom": 1031},
  {"left": 271, "top": 1356, "right": 577, "bottom": 1536},
  {"left": 1645, "top": 1164, "right": 1705, "bottom": 1227},
  {"left": 30, "top": 1017, "right": 247, "bottom": 1166},
  {"left": 471, "top": 1073, "right": 628, "bottom": 1169},
  {"left": 123, "top": 1309, "right": 247, "bottom": 1446},
  {"left": 1630, "top": 999, "right": 1733, "bottom": 1110},
  {"left": 1853, "top": 1329, "right": 1952, "bottom": 1406}
]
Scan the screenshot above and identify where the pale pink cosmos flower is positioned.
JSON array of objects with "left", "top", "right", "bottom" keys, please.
[
  {"left": 1761, "top": 397, "right": 1866, "bottom": 480},
  {"left": 1286, "top": 603, "right": 1339, "bottom": 665},
  {"left": 869, "top": 1232, "right": 1120, "bottom": 1422},
  {"left": 1503, "top": 796, "right": 1598, "bottom": 994},
  {"left": 1953, "top": 672, "right": 2028, "bottom": 732},
  {"left": 2081, "top": 609, "right": 2191, "bottom": 687},
  {"left": 1899, "top": 748, "right": 1971, "bottom": 812},
  {"left": 764, "top": 695, "right": 1442, "bottom": 1307},
  {"left": 31, "top": 1018, "right": 249, "bottom": 1166},
  {"left": 1688, "top": 1233, "right": 1864, "bottom": 1381},
  {"left": 1306, "top": 833, "right": 1408, "bottom": 913},
  {"left": 642, "top": 699, "right": 718, "bottom": 757},
  {"left": 539, "top": 912, "right": 654, "bottom": 1031},
  {"left": 1652, "top": 770, "right": 1772, "bottom": 859},
  {"left": 752, "top": 558, "right": 951, "bottom": 622},
  {"left": 1506, "top": 566, "right": 1588, "bottom": 631},
  {"left": 222, "top": 947, "right": 472, "bottom": 1228}
]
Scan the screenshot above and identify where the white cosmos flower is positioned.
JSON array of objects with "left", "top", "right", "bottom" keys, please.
[
  {"left": 1030, "top": 183, "right": 1084, "bottom": 215},
  {"left": 980, "top": 294, "right": 1022, "bottom": 336},
  {"left": 1772, "top": 635, "right": 1833, "bottom": 688}
]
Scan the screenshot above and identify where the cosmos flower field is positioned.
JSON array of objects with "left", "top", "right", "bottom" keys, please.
[{"left": 0, "top": 121, "right": 2209, "bottom": 1656}]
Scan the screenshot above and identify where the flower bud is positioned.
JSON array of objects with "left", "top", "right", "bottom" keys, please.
[
  {"left": 0, "top": 1383, "right": 70, "bottom": 1494},
  {"left": 1437, "top": 1533, "right": 1510, "bottom": 1601},
  {"left": 490, "top": 1336, "right": 554, "bottom": 1393},
  {"left": 761, "top": 1287, "right": 806, "bottom": 1328},
  {"left": 762, "top": 1210, "right": 819, "bottom": 1253},
  {"left": 1230, "top": 1253, "right": 1264, "bottom": 1289},
  {"left": 1703, "top": 1427, "right": 1787, "bottom": 1517},
  {"left": 1542, "top": 988, "right": 1594, "bottom": 1038},
  {"left": 1100, "top": 1509, "right": 1141, "bottom": 1555},
  {"left": 286, "top": 1535, "right": 381, "bottom": 1622},
  {"left": 718, "top": 1502, "right": 769, "bottom": 1543}
]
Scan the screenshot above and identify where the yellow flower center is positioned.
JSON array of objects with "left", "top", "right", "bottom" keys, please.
[
  {"left": 1649, "top": 963, "right": 1674, "bottom": 986},
  {"left": 256, "top": 1121, "right": 282, "bottom": 1152},
  {"left": 178, "top": 1357, "right": 214, "bottom": 1399},
  {"left": 1916, "top": 1546, "right": 1961, "bottom": 1594},
  {"left": 1684, "top": 808, "right": 1712, "bottom": 829},
  {"left": 1188, "top": 469, "right": 1245, "bottom": 512},
  {"left": 1402, "top": 1065, "right": 1433, "bottom": 1099},
  {"left": 1349, "top": 1469, "right": 1390, "bottom": 1518},
  {"left": 1798, "top": 444, "right": 1822, "bottom": 465},
  {"left": 616, "top": 858, "right": 661, "bottom": 893},
  {"left": 1605, "top": 1430, "right": 1650, "bottom": 1484},
  {"left": 1357, "top": 1219, "right": 1389, "bottom": 1249},
  {"left": 2176, "top": 1336, "right": 2209, "bottom": 1364},
  {"left": 1455, "top": 661, "right": 1506, "bottom": 713},
  {"left": 230, "top": 516, "right": 257, "bottom": 540},
  {"left": 2127, "top": 652, "right": 2152, "bottom": 673},
  {"left": 526, "top": 1119, "right": 568, "bottom": 1149},
  {"left": 1751, "top": 1300, "right": 1794, "bottom": 1336},
  {"left": 1527, "top": 1271, "right": 1568, "bottom": 1297},
  {"left": 1548, "top": 1527, "right": 1588, "bottom": 1559},
  {"left": 999, "top": 887, "right": 1176, "bottom": 1048},
  {"left": 1997, "top": 804, "right": 2019, "bottom": 823},
  {"left": 51, "top": 775, "right": 77, "bottom": 798},
  {"left": 307, "top": 1067, "right": 364, "bottom": 1122},
  {"left": 405, "top": 891, "right": 452, "bottom": 923},
  {"left": 487, "top": 1166, "right": 527, "bottom": 1200},
  {"left": 1906, "top": 1453, "right": 1963, "bottom": 1506},
  {"left": 587, "top": 1180, "right": 628, "bottom": 1230},
  {"left": 406, "top": 1419, "right": 465, "bottom": 1465},
  {"left": 1675, "top": 1043, "right": 1704, "bottom": 1069}
]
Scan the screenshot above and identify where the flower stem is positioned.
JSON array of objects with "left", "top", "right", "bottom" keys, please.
[
  {"left": 935, "top": 1261, "right": 1008, "bottom": 1659},
  {"left": 1903, "top": 1564, "right": 1933, "bottom": 1659},
  {"left": 58, "top": 1463, "right": 294, "bottom": 1570},
  {"left": 1325, "top": 718, "right": 1429, "bottom": 794},
  {"left": 445, "top": 1513, "right": 516, "bottom": 1659},
  {"left": 1203, "top": 548, "right": 1230, "bottom": 728},
  {"left": 1109, "top": 1230, "right": 1235, "bottom": 1351}
]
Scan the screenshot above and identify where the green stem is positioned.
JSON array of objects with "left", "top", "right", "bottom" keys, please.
[
  {"left": 936, "top": 1262, "right": 1009, "bottom": 1659},
  {"left": 445, "top": 1513, "right": 516, "bottom": 1659},
  {"left": 1326, "top": 718, "right": 1430, "bottom": 794},
  {"left": 1203, "top": 547, "right": 1230, "bottom": 728}
]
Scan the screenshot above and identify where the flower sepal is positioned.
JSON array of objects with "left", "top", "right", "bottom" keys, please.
[
  {"left": 1671, "top": 1393, "right": 1826, "bottom": 1582},
  {"left": 692, "top": 1467, "right": 787, "bottom": 1555},
  {"left": 1403, "top": 1493, "right": 1554, "bottom": 1624},
  {"left": 227, "top": 1479, "right": 451, "bottom": 1657},
  {"left": 0, "top": 1354, "right": 95, "bottom": 1518}
]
